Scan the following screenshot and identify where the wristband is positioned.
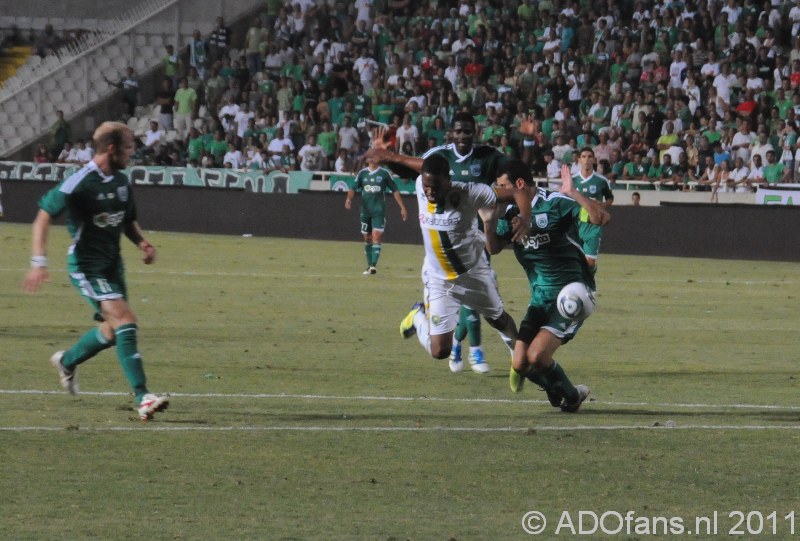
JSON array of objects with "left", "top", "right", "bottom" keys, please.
[{"left": 31, "top": 255, "right": 48, "bottom": 268}]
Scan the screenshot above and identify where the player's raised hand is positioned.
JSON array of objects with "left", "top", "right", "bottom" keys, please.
[
  {"left": 371, "top": 125, "right": 390, "bottom": 150},
  {"left": 559, "top": 164, "right": 574, "bottom": 194}
]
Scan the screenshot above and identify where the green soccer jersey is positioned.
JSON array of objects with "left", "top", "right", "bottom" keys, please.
[
  {"left": 573, "top": 171, "right": 613, "bottom": 204},
  {"left": 354, "top": 165, "right": 398, "bottom": 216},
  {"left": 38, "top": 162, "right": 136, "bottom": 271},
  {"left": 763, "top": 162, "right": 785, "bottom": 184},
  {"left": 422, "top": 143, "right": 507, "bottom": 186},
  {"left": 187, "top": 136, "right": 205, "bottom": 161},
  {"left": 498, "top": 189, "right": 597, "bottom": 300}
]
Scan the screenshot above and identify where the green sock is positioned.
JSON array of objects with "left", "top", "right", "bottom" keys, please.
[
  {"left": 62, "top": 328, "right": 113, "bottom": 369},
  {"left": 542, "top": 361, "right": 578, "bottom": 402},
  {"left": 115, "top": 323, "right": 149, "bottom": 403},
  {"left": 364, "top": 243, "right": 372, "bottom": 267},
  {"left": 371, "top": 243, "right": 382, "bottom": 267},
  {"left": 526, "top": 370, "right": 550, "bottom": 389},
  {"left": 464, "top": 307, "right": 482, "bottom": 346},
  {"left": 454, "top": 309, "right": 469, "bottom": 343}
]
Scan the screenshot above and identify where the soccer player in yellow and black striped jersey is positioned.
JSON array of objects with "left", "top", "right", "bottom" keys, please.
[
  {"left": 366, "top": 112, "right": 526, "bottom": 373},
  {"left": 398, "top": 154, "right": 531, "bottom": 364}
]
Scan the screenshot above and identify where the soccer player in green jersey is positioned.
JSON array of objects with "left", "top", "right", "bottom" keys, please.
[
  {"left": 365, "top": 112, "right": 526, "bottom": 374},
  {"left": 573, "top": 147, "right": 613, "bottom": 271},
  {"left": 484, "top": 161, "right": 610, "bottom": 412},
  {"left": 345, "top": 158, "right": 408, "bottom": 274},
  {"left": 23, "top": 122, "right": 170, "bottom": 422}
]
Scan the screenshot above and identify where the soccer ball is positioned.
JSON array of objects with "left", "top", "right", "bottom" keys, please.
[{"left": 556, "top": 282, "right": 596, "bottom": 321}]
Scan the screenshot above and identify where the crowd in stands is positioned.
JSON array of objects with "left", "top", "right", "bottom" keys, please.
[{"left": 35, "top": 0, "right": 800, "bottom": 190}]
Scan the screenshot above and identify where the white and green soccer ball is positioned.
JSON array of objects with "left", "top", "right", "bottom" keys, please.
[{"left": 556, "top": 282, "right": 596, "bottom": 321}]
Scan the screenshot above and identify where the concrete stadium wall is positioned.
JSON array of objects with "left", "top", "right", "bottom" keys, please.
[
  {"left": 3, "top": 0, "right": 232, "bottom": 22},
  {"left": 4, "top": 180, "right": 799, "bottom": 262}
]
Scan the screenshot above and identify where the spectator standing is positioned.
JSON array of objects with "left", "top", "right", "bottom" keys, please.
[
  {"left": 337, "top": 116, "right": 359, "bottom": 156},
  {"left": 173, "top": 77, "right": 197, "bottom": 139},
  {"left": 244, "top": 18, "right": 267, "bottom": 76},
  {"left": 209, "top": 17, "right": 231, "bottom": 64},
  {"left": 156, "top": 78, "right": 174, "bottom": 132},
  {"left": 49, "top": 110, "right": 71, "bottom": 157},
  {"left": 104, "top": 67, "right": 139, "bottom": 119},
  {"left": 188, "top": 30, "right": 208, "bottom": 80},
  {"left": 163, "top": 45, "right": 180, "bottom": 88}
]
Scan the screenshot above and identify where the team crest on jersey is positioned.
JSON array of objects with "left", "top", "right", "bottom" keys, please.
[
  {"left": 469, "top": 164, "right": 481, "bottom": 176},
  {"left": 589, "top": 185, "right": 597, "bottom": 194},
  {"left": 116, "top": 186, "right": 129, "bottom": 202},
  {"left": 535, "top": 213, "right": 549, "bottom": 228}
]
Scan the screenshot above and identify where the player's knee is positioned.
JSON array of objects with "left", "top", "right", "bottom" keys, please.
[
  {"left": 429, "top": 343, "right": 451, "bottom": 360},
  {"left": 528, "top": 349, "right": 553, "bottom": 370}
]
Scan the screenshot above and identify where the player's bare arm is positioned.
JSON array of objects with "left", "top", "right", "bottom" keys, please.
[
  {"left": 560, "top": 165, "right": 611, "bottom": 225},
  {"left": 393, "top": 191, "right": 408, "bottom": 221},
  {"left": 480, "top": 208, "right": 507, "bottom": 256},
  {"left": 494, "top": 186, "right": 532, "bottom": 242},
  {"left": 124, "top": 220, "right": 156, "bottom": 264},
  {"left": 22, "top": 209, "right": 53, "bottom": 293}
]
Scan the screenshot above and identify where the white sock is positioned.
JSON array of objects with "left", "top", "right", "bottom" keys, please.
[{"left": 413, "top": 310, "right": 431, "bottom": 355}]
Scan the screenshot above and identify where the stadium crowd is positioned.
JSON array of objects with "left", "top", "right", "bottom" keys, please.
[{"left": 32, "top": 0, "right": 800, "bottom": 190}]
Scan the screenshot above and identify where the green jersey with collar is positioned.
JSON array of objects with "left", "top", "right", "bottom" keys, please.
[
  {"left": 573, "top": 170, "right": 611, "bottom": 258},
  {"left": 498, "top": 189, "right": 597, "bottom": 299},
  {"left": 573, "top": 171, "right": 613, "bottom": 204},
  {"left": 422, "top": 143, "right": 507, "bottom": 186},
  {"left": 38, "top": 161, "right": 137, "bottom": 271},
  {"left": 353, "top": 165, "right": 399, "bottom": 217}
]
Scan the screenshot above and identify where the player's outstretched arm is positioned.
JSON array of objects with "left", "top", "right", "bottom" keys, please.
[
  {"left": 560, "top": 164, "right": 610, "bottom": 225},
  {"left": 363, "top": 127, "right": 424, "bottom": 174},
  {"left": 23, "top": 209, "right": 53, "bottom": 293}
]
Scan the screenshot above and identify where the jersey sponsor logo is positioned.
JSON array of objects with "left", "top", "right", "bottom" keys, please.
[
  {"left": 523, "top": 233, "right": 551, "bottom": 249},
  {"left": 535, "top": 213, "right": 549, "bottom": 228},
  {"left": 116, "top": 186, "right": 128, "bottom": 202},
  {"left": 363, "top": 184, "right": 383, "bottom": 193},
  {"left": 93, "top": 210, "right": 126, "bottom": 228},
  {"left": 419, "top": 213, "right": 461, "bottom": 230}
]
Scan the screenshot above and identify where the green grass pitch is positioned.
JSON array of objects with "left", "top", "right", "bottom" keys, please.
[{"left": 2, "top": 222, "right": 800, "bottom": 540}]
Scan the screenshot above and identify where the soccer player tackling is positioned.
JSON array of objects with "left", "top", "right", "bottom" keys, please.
[
  {"left": 366, "top": 112, "right": 516, "bottom": 373},
  {"left": 345, "top": 157, "right": 408, "bottom": 274},
  {"left": 23, "top": 122, "right": 169, "bottom": 421},
  {"left": 399, "top": 154, "right": 531, "bottom": 365},
  {"left": 484, "top": 160, "right": 610, "bottom": 412}
]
